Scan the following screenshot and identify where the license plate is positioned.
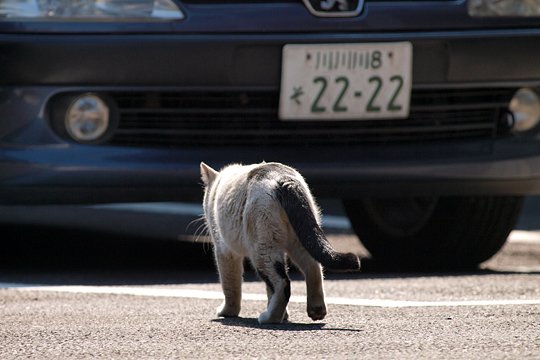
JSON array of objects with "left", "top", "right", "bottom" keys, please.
[{"left": 279, "top": 42, "right": 413, "bottom": 121}]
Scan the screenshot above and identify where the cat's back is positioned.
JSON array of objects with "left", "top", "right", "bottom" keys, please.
[
  {"left": 216, "top": 162, "right": 303, "bottom": 209},
  {"left": 218, "top": 162, "right": 296, "bottom": 190},
  {"left": 243, "top": 162, "right": 305, "bottom": 213},
  {"left": 212, "top": 163, "right": 265, "bottom": 208},
  {"left": 216, "top": 163, "right": 258, "bottom": 194},
  {"left": 246, "top": 162, "right": 298, "bottom": 183}
]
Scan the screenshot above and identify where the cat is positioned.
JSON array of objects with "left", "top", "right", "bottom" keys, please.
[{"left": 200, "top": 161, "right": 361, "bottom": 324}]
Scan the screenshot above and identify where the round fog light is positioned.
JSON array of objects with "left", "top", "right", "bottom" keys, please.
[
  {"left": 509, "top": 88, "right": 540, "bottom": 133},
  {"left": 65, "top": 94, "right": 110, "bottom": 142}
]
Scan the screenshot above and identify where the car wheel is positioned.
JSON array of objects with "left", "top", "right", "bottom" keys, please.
[{"left": 343, "top": 196, "right": 524, "bottom": 271}]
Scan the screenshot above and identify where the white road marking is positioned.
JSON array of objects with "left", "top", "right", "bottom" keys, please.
[{"left": 2, "top": 284, "right": 540, "bottom": 308}]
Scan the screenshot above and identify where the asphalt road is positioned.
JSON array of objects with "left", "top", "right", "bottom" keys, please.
[{"left": 1, "top": 221, "right": 540, "bottom": 359}]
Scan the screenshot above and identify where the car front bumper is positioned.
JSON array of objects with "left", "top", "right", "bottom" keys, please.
[
  {"left": 3, "top": 29, "right": 540, "bottom": 204},
  {"left": 3, "top": 135, "right": 540, "bottom": 204}
]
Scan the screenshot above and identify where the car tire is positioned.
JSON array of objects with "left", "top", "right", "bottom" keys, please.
[{"left": 343, "top": 196, "right": 524, "bottom": 271}]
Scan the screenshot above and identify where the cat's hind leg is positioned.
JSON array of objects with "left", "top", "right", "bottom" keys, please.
[
  {"left": 287, "top": 246, "right": 327, "bottom": 321},
  {"left": 262, "top": 278, "right": 289, "bottom": 322},
  {"left": 253, "top": 251, "right": 291, "bottom": 324},
  {"left": 214, "top": 246, "right": 244, "bottom": 318}
]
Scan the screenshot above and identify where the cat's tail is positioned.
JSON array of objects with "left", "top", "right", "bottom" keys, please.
[{"left": 275, "top": 178, "right": 361, "bottom": 272}]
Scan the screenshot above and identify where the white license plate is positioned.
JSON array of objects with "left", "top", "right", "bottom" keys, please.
[{"left": 279, "top": 42, "right": 413, "bottom": 121}]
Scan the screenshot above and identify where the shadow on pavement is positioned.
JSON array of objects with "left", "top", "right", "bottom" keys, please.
[
  {"left": 213, "top": 317, "right": 363, "bottom": 332},
  {"left": 0, "top": 225, "right": 219, "bottom": 285},
  {"left": 1, "top": 222, "right": 538, "bottom": 287}
]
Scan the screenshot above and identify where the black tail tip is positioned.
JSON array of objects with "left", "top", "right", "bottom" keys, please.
[
  {"left": 345, "top": 253, "right": 362, "bottom": 271},
  {"left": 328, "top": 253, "right": 361, "bottom": 272}
]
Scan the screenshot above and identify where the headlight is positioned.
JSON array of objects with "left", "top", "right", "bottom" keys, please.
[
  {"left": 468, "top": 0, "right": 540, "bottom": 17},
  {"left": 0, "top": 0, "right": 184, "bottom": 21}
]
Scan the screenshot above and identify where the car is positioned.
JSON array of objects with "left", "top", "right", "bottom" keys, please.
[{"left": 2, "top": 0, "right": 540, "bottom": 270}]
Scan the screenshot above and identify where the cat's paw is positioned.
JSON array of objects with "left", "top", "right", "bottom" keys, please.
[
  {"left": 216, "top": 302, "right": 240, "bottom": 318},
  {"left": 307, "top": 304, "right": 327, "bottom": 321},
  {"left": 257, "top": 310, "right": 286, "bottom": 324}
]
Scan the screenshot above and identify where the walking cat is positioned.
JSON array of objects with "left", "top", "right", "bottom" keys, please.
[{"left": 200, "top": 161, "right": 361, "bottom": 324}]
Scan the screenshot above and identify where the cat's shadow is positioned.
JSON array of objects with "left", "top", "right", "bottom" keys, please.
[{"left": 212, "top": 317, "right": 363, "bottom": 332}]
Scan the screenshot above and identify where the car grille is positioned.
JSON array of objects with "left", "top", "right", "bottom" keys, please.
[{"left": 107, "top": 87, "right": 514, "bottom": 148}]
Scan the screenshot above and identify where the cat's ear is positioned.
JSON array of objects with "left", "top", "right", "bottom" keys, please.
[{"left": 200, "top": 162, "right": 219, "bottom": 186}]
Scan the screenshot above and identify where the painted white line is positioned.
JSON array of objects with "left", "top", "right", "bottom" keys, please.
[
  {"left": 3, "top": 284, "right": 540, "bottom": 308},
  {"left": 322, "top": 297, "right": 540, "bottom": 308}
]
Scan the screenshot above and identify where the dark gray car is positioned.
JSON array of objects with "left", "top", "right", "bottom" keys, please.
[{"left": 2, "top": 0, "right": 540, "bottom": 269}]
